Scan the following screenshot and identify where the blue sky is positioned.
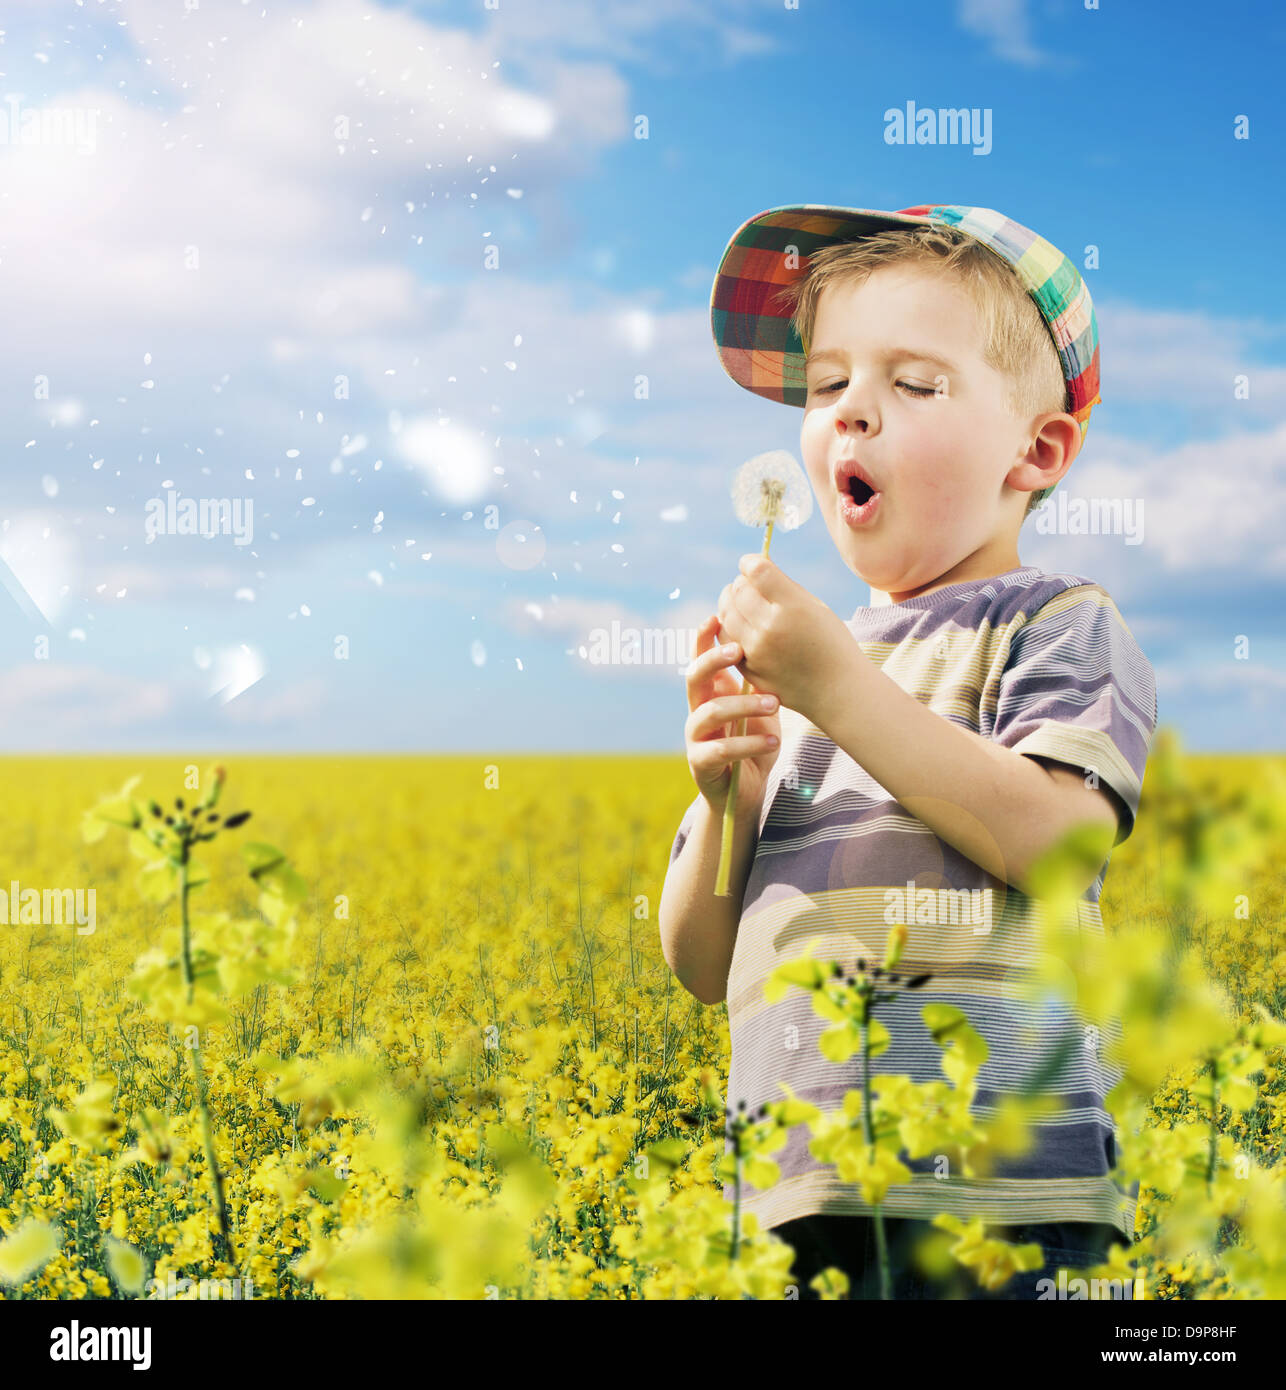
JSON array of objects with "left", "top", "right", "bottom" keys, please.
[{"left": 0, "top": 0, "right": 1283, "bottom": 752}]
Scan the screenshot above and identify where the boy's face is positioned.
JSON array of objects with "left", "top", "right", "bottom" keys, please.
[{"left": 800, "top": 265, "right": 1057, "bottom": 604}]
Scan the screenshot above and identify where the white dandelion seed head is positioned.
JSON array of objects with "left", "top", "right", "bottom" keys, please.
[{"left": 731, "top": 450, "right": 813, "bottom": 531}]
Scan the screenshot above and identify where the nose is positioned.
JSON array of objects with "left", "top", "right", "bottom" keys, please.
[
  {"left": 830, "top": 374, "right": 876, "bottom": 435},
  {"left": 836, "top": 408, "right": 873, "bottom": 436}
]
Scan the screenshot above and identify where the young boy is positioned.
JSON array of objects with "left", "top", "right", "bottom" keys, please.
[{"left": 658, "top": 203, "right": 1158, "bottom": 1300}]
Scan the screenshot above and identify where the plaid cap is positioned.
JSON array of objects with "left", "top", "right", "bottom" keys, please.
[{"left": 710, "top": 203, "right": 1101, "bottom": 509}]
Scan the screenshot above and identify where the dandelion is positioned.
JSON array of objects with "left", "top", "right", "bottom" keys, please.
[
  {"left": 715, "top": 451, "right": 812, "bottom": 898},
  {"left": 730, "top": 450, "right": 813, "bottom": 534}
]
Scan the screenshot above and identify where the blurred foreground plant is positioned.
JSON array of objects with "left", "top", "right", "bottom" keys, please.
[{"left": 81, "top": 765, "right": 305, "bottom": 1272}]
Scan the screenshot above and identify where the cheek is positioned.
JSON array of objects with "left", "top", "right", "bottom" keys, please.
[
  {"left": 906, "top": 467, "right": 966, "bottom": 515},
  {"left": 801, "top": 419, "right": 830, "bottom": 484}
]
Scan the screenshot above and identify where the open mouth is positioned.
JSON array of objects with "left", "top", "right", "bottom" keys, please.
[{"left": 847, "top": 476, "right": 876, "bottom": 507}]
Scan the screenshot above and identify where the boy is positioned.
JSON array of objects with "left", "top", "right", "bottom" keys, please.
[{"left": 658, "top": 204, "right": 1157, "bottom": 1300}]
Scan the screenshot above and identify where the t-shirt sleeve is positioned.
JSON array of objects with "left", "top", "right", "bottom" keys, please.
[{"left": 989, "top": 584, "right": 1157, "bottom": 846}]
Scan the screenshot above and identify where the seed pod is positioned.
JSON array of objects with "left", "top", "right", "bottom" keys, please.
[{"left": 222, "top": 811, "right": 252, "bottom": 830}]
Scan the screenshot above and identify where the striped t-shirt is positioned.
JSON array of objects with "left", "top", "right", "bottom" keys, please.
[{"left": 665, "top": 564, "right": 1157, "bottom": 1240}]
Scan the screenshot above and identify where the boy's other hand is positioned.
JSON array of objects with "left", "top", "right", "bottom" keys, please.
[{"left": 683, "top": 615, "right": 781, "bottom": 816}]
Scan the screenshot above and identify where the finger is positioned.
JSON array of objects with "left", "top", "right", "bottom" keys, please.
[
  {"left": 686, "top": 633, "right": 741, "bottom": 692},
  {"left": 716, "top": 581, "right": 735, "bottom": 630},
  {"left": 692, "top": 732, "right": 780, "bottom": 769},
  {"left": 730, "top": 569, "right": 773, "bottom": 630},
  {"left": 690, "top": 613, "right": 720, "bottom": 662},
  {"left": 691, "top": 693, "right": 778, "bottom": 740}
]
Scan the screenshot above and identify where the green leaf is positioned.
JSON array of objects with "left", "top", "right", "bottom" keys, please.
[
  {"left": 818, "top": 1018, "right": 862, "bottom": 1063},
  {"left": 1024, "top": 820, "right": 1114, "bottom": 916},
  {"left": 866, "top": 1017, "right": 891, "bottom": 1059},
  {"left": 922, "top": 1004, "right": 989, "bottom": 1068},
  {"left": 305, "top": 1167, "right": 349, "bottom": 1203},
  {"left": 764, "top": 942, "right": 830, "bottom": 1003},
  {"left": 83, "top": 777, "right": 143, "bottom": 842},
  {"left": 0, "top": 1218, "right": 61, "bottom": 1285},
  {"left": 103, "top": 1236, "right": 147, "bottom": 1294},
  {"left": 243, "top": 841, "right": 307, "bottom": 908},
  {"left": 644, "top": 1138, "right": 690, "bottom": 1174},
  {"left": 744, "top": 1154, "right": 780, "bottom": 1189},
  {"left": 136, "top": 857, "right": 179, "bottom": 904}
]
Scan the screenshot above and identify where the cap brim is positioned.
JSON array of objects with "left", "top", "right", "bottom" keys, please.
[{"left": 710, "top": 203, "right": 943, "bottom": 407}]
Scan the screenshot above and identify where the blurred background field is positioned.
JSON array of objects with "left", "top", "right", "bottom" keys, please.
[{"left": 0, "top": 746, "right": 1283, "bottom": 1299}]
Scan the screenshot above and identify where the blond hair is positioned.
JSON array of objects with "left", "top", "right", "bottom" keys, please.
[{"left": 772, "top": 225, "right": 1068, "bottom": 516}]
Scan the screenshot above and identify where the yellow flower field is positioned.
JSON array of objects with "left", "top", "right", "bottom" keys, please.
[{"left": 0, "top": 739, "right": 1283, "bottom": 1300}]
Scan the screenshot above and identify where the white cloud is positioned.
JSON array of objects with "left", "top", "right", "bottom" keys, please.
[
  {"left": 216, "top": 677, "right": 329, "bottom": 725},
  {"left": 1153, "top": 658, "right": 1286, "bottom": 703},
  {"left": 79, "top": 561, "right": 253, "bottom": 602},
  {"left": 501, "top": 592, "right": 713, "bottom": 679},
  {"left": 0, "top": 0, "right": 630, "bottom": 373},
  {"left": 0, "top": 664, "right": 171, "bottom": 731},
  {"left": 1097, "top": 301, "right": 1286, "bottom": 416},
  {"left": 956, "top": 0, "right": 1052, "bottom": 68},
  {"left": 1067, "top": 421, "right": 1286, "bottom": 576},
  {"left": 468, "top": 0, "right": 779, "bottom": 73}
]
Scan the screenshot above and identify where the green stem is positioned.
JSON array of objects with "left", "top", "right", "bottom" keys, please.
[
  {"left": 715, "top": 521, "right": 776, "bottom": 898},
  {"left": 178, "top": 850, "right": 234, "bottom": 1268},
  {"left": 860, "top": 1005, "right": 891, "bottom": 1301},
  {"left": 731, "top": 1116, "right": 743, "bottom": 1263}
]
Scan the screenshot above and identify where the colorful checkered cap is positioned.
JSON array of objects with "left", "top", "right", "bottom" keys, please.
[{"left": 710, "top": 204, "right": 1101, "bottom": 509}]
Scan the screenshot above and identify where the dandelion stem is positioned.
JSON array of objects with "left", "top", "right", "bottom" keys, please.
[{"left": 715, "top": 522, "right": 775, "bottom": 898}]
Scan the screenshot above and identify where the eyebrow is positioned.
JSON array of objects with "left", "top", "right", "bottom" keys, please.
[{"left": 804, "top": 346, "right": 961, "bottom": 374}]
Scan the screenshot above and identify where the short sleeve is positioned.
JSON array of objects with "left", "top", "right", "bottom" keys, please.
[{"left": 989, "top": 585, "right": 1157, "bottom": 846}]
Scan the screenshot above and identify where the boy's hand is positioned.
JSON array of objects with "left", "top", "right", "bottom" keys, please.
[
  {"left": 683, "top": 615, "right": 781, "bottom": 816},
  {"left": 716, "top": 553, "right": 857, "bottom": 725}
]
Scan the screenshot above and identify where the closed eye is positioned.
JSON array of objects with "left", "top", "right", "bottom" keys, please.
[{"left": 815, "top": 380, "right": 937, "bottom": 397}]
